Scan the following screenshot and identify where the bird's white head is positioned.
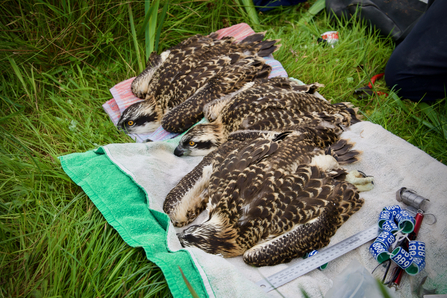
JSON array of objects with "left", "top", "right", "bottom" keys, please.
[
  {"left": 177, "top": 215, "right": 239, "bottom": 257},
  {"left": 173, "top": 123, "right": 223, "bottom": 157},
  {"left": 117, "top": 98, "right": 161, "bottom": 134}
]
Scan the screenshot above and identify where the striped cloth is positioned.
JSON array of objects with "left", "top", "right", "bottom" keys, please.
[{"left": 103, "top": 23, "right": 288, "bottom": 142}]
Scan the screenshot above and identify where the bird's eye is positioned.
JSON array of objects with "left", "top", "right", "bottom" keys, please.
[
  {"left": 189, "top": 141, "right": 196, "bottom": 147},
  {"left": 128, "top": 120, "right": 134, "bottom": 126}
]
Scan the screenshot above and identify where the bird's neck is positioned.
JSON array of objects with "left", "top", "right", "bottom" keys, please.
[
  {"left": 202, "top": 213, "right": 246, "bottom": 258},
  {"left": 141, "top": 98, "right": 162, "bottom": 123},
  {"left": 205, "top": 122, "right": 225, "bottom": 146}
]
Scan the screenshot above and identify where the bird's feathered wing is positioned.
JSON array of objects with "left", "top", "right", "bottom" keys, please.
[
  {"left": 242, "top": 170, "right": 364, "bottom": 266},
  {"left": 164, "top": 139, "right": 248, "bottom": 226},
  {"left": 219, "top": 84, "right": 359, "bottom": 133},
  {"left": 161, "top": 55, "right": 271, "bottom": 133},
  {"left": 131, "top": 34, "right": 218, "bottom": 98},
  {"left": 132, "top": 32, "right": 279, "bottom": 102}
]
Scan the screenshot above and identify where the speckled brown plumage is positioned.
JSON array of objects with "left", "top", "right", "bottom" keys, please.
[
  {"left": 144, "top": 34, "right": 277, "bottom": 105},
  {"left": 130, "top": 33, "right": 224, "bottom": 99},
  {"left": 164, "top": 139, "right": 248, "bottom": 227},
  {"left": 174, "top": 77, "right": 360, "bottom": 157},
  {"left": 169, "top": 127, "right": 370, "bottom": 266},
  {"left": 117, "top": 33, "right": 280, "bottom": 134},
  {"left": 168, "top": 128, "right": 329, "bottom": 227},
  {"left": 218, "top": 78, "right": 359, "bottom": 132},
  {"left": 161, "top": 55, "right": 271, "bottom": 133}
]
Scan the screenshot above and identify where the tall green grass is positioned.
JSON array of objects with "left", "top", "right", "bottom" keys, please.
[{"left": 1, "top": 0, "right": 445, "bottom": 297}]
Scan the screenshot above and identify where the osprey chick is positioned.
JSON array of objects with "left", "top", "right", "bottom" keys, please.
[
  {"left": 166, "top": 127, "right": 373, "bottom": 266},
  {"left": 174, "top": 77, "right": 360, "bottom": 156},
  {"left": 117, "top": 32, "right": 280, "bottom": 134}
]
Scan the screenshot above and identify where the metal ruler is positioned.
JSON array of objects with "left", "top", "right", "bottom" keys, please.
[{"left": 256, "top": 224, "right": 379, "bottom": 292}]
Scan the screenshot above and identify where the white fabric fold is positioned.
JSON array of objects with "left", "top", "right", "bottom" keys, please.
[{"left": 103, "top": 121, "right": 447, "bottom": 298}]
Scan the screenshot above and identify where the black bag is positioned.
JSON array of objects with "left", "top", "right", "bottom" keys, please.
[
  {"left": 326, "top": 0, "right": 429, "bottom": 43},
  {"left": 253, "top": 0, "right": 307, "bottom": 12}
]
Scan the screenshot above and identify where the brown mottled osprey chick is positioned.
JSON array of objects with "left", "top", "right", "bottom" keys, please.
[
  {"left": 117, "top": 32, "right": 280, "bottom": 134},
  {"left": 165, "top": 126, "right": 373, "bottom": 266},
  {"left": 174, "top": 77, "right": 360, "bottom": 157}
]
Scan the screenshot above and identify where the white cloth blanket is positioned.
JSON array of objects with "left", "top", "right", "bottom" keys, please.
[{"left": 102, "top": 120, "right": 447, "bottom": 298}]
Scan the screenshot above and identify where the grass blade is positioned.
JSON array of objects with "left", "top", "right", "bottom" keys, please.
[
  {"left": 240, "top": 0, "right": 260, "bottom": 26},
  {"left": 297, "top": 0, "right": 326, "bottom": 26},
  {"left": 154, "top": 0, "right": 169, "bottom": 53},
  {"left": 147, "top": 0, "right": 160, "bottom": 58},
  {"left": 390, "top": 93, "right": 436, "bottom": 130},
  {"left": 8, "top": 57, "right": 30, "bottom": 98},
  {"left": 138, "top": 2, "right": 157, "bottom": 37},
  {"left": 178, "top": 266, "right": 200, "bottom": 298},
  {"left": 128, "top": 3, "right": 144, "bottom": 73},
  {"left": 419, "top": 102, "right": 447, "bottom": 140}
]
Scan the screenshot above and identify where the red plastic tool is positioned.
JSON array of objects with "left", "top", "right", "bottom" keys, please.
[
  {"left": 354, "top": 73, "right": 388, "bottom": 98},
  {"left": 392, "top": 212, "right": 424, "bottom": 287}
]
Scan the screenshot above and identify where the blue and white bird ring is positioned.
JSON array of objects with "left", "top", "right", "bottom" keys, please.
[
  {"left": 407, "top": 256, "right": 426, "bottom": 275},
  {"left": 408, "top": 240, "right": 426, "bottom": 259},
  {"left": 381, "top": 220, "right": 399, "bottom": 233},
  {"left": 378, "top": 210, "right": 393, "bottom": 229},
  {"left": 375, "top": 231, "right": 396, "bottom": 250},
  {"left": 395, "top": 210, "right": 415, "bottom": 234},
  {"left": 370, "top": 242, "right": 390, "bottom": 263},
  {"left": 390, "top": 246, "right": 414, "bottom": 270},
  {"left": 383, "top": 205, "right": 402, "bottom": 217}
]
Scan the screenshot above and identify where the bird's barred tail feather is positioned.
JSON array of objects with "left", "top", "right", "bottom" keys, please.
[
  {"left": 239, "top": 32, "right": 267, "bottom": 43},
  {"left": 333, "top": 102, "right": 362, "bottom": 124}
]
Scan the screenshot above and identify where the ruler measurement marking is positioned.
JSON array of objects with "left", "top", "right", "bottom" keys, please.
[{"left": 257, "top": 224, "right": 378, "bottom": 292}]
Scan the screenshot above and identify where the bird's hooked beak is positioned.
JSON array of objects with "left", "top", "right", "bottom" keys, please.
[{"left": 174, "top": 145, "right": 190, "bottom": 157}]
